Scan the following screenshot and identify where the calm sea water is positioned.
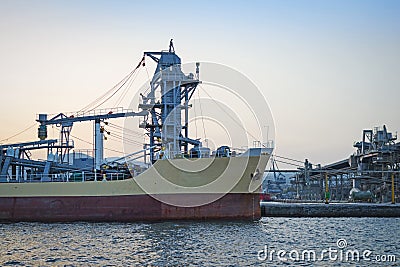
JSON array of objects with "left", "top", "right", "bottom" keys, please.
[{"left": 0, "top": 218, "right": 399, "bottom": 266}]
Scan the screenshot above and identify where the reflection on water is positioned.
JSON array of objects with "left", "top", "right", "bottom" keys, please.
[{"left": 0, "top": 218, "right": 398, "bottom": 266}]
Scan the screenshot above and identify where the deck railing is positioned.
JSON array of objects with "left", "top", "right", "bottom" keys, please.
[{"left": 0, "top": 172, "right": 131, "bottom": 183}]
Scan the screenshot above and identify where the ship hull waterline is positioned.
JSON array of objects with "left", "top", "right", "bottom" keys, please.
[{"left": 0, "top": 154, "right": 269, "bottom": 222}]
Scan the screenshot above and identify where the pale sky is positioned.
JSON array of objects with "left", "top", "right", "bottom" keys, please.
[{"left": 0, "top": 0, "right": 399, "bottom": 167}]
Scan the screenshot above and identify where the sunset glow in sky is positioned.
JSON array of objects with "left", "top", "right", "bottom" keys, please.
[{"left": 0, "top": 0, "right": 399, "bottom": 166}]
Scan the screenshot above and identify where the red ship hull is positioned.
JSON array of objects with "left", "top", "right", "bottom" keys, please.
[{"left": 0, "top": 193, "right": 261, "bottom": 222}]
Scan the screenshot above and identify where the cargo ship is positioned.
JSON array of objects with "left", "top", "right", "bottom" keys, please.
[{"left": 0, "top": 41, "right": 272, "bottom": 222}]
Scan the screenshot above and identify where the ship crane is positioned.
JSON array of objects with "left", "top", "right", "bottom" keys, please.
[{"left": 37, "top": 108, "right": 148, "bottom": 170}]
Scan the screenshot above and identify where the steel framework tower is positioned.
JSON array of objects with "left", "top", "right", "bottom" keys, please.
[{"left": 140, "top": 40, "right": 201, "bottom": 163}]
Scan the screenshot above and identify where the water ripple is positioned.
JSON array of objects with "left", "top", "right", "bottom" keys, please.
[{"left": 0, "top": 218, "right": 398, "bottom": 266}]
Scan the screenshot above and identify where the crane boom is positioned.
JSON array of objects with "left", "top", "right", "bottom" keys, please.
[
  {"left": 37, "top": 110, "right": 148, "bottom": 125},
  {"left": 36, "top": 109, "right": 148, "bottom": 169}
]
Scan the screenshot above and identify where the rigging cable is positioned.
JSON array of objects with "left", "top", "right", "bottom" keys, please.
[
  {"left": 78, "top": 68, "right": 135, "bottom": 113},
  {"left": 197, "top": 89, "right": 207, "bottom": 140},
  {"left": 0, "top": 123, "right": 37, "bottom": 143},
  {"left": 113, "top": 67, "right": 141, "bottom": 108},
  {"left": 78, "top": 57, "right": 145, "bottom": 113},
  {"left": 107, "top": 122, "right": 145, "bottom": 137},
  {"left": 199, "top": 84, "right": 259, "bottom": 143},
  {"left": 70, "top": 133, "right": 125, "bottom": 154},
  {"left": 273, "top": 159, "right": 302, "bottom": 168},
  {"left": 107, "top": 135, "right": 141, "bottom": 146},
  {"left": 108, "top": 132, "right": 143, "bottom": 146},
  {"left": 193, "top": 96, "right": 198, "bottom": 139},
  {"left": 142, "top": 57, "right": 152, "bottom": 95},
  {"left": 87, "top": 69, "right": 136, "bottom": 112},
  {"left": 274, "top": 155, "right": 304, "bottom": 164}
]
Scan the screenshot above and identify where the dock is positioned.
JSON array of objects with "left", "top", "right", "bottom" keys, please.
[{"left": 261, "top": 201, "right": 400, "bottom": 217}]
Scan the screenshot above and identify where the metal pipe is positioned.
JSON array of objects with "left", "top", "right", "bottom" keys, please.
[
  {"left": 94, "top": 120, "right": 103, "bottom": 170},
  {"left": 325, "top": 173, "right": 330, "bottom": 204},
  {"left": 392, "top": 173, "right": 395, "bottom": 204}
]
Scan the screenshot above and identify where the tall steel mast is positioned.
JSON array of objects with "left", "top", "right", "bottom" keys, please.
[{"left": 140, "top": 40, "right": 201, "bottom": 163}]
